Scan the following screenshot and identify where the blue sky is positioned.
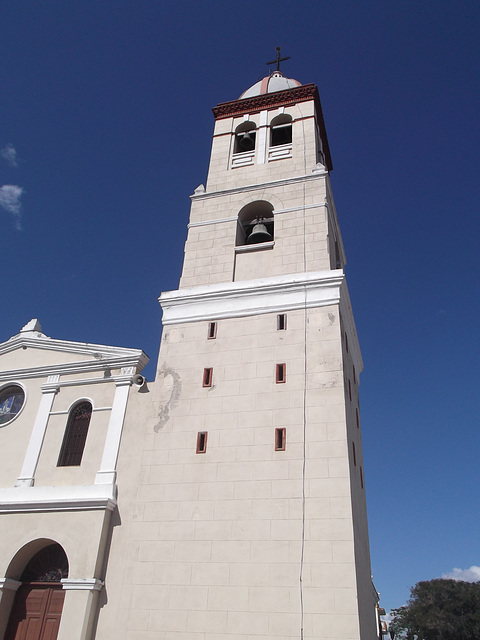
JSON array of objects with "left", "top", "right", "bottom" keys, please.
[{"left": 1, "top": 0, "right": 479, "bottom": 614}]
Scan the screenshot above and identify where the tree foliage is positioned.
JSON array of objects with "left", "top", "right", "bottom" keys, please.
[{"left": 389, "top": 579, "right": 480, "bottom": 640}]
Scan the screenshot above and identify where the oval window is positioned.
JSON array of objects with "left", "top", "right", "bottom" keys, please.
[{"left": 0, "top": 385, "right": 25, "bottom": 426}]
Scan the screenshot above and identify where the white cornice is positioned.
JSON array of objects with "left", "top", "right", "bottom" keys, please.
[
  {"left": 160, "top": 271, "right": 363, "bottom": 373},
  {"left": 0, "top": 358, "right": 147, "bottom": 383},
  {"left": 0, "top": 342, "right": 149, "bottom": 384},
  {"left": 160, "top": 271, "right": 344, "bottom": 325},
  {"left": 191, "top": 170, "right": 328, "bottom": 201},
  {"left": 1, "top": 333, "right": 148, "bottom": 362},
  {"left": 61, "top": 578, "right": 104, "bottom": 591},
  {"left": 0, "top": 484, "right": 117, "bottom": 513}
]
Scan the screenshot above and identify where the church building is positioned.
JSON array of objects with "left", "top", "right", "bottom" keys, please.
[{"left": 0, "top": 62, "right": 380, "bottom": 640}]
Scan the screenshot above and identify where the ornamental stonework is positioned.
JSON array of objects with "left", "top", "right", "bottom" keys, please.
[{"left": 212, "top": 84, "right": 319, "bottom": 119}]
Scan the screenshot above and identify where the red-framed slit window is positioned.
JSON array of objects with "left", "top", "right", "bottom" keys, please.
[
  {"left": 196, "top": 431, "right": 208, "bottom": 453},
  {"left": 275, "top": 428, "right": 286, "bottom": 451},
  {"left": 207, "top": 322, "right": 217, "bottom": 339},
  {"left": 203, "top": 368, "right": 213, "bottom": 387},
  {"left": 276, "top": 363, "right": 286, "bottom": 383},
  {"left": 277, "top": 314, "right": 287, "bottom": 330}
]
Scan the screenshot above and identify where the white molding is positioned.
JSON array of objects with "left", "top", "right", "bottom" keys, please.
[
  {"left": 188, "top": 215, "right": 237, "bottom": 228},
  {"left": 160, "top": 271, "right": 344, "bottom": 325},
  {"left": 0, "top": 332, "right": 148, "bottom": 383},
  {"left": 160, "top": 271, "right": 363, "bottom": 374},
  {"left": 234, "top": 241, "right": 274, "bottom": 253},
  {"left": 0, "top": 484, "right": 117, "bottom": 513},
  {"left": 0, "top": 357, "right": 148, "bottom": 383},
  {"left": 187, "top": 202, "right": 326, "bottom": 229},
  {"left": 0, "top": 333, "right": 147, "bottom": 360},
  {"left": 61, "top": 578, "right": 104, "bottom": 591},
  {"left": 50, "top": 406, "right": 111, "bottom": 416},
  {"left": 190, "top": 170, "right": 327, "bottom": 201},
  {"left": 0, "top": 578, "right": 22, "bottom": 592}
]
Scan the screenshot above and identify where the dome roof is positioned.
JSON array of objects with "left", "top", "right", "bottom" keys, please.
[{"left": 239, "top": 72, "right": 302, "bottom": 99}]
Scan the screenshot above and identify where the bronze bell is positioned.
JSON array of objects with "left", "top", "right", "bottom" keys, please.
[
  {"left": 238, "top": 132, "right": 255, "bottom": 151},
  {"left": 247, "top": 222, "right": 273, "bottom": 245}
]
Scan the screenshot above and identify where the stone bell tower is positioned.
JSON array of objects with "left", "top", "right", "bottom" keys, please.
[{"left": 116, "top": 63, "right": 378, "bottom": 640}]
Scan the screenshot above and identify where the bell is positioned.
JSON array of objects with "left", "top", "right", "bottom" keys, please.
[
  {"left": 238, "top": 131, "right": 255, "bottom": 151},
  {"left": 247, "top": 223, "right": 273, "bottom": 244}
]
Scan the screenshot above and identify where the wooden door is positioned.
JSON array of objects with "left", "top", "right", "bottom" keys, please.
[{"left": 5, "top": 584, "right": 65, "bottom": 640}]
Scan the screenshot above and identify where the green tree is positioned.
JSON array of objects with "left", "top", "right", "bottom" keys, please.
[{"left": 389, "top": 579, "right": 480, "bottom": 640}]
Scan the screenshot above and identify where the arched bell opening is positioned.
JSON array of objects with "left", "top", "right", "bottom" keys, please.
[
  {"left": 3, "top": 542, "right": 69, "bottom": 640},
  {"left": 236, "top": 201, "right": 274, "bottom": 247},
  {"left": 234, "top": 121, "right": 257, "bottom": 154},
  {"left": 270, "top": 113, "right": 292, "bottom": 147}
]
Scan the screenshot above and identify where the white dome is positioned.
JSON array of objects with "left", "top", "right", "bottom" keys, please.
[{"left": 239, "top": 72, "right": 302, "bottom": 99}]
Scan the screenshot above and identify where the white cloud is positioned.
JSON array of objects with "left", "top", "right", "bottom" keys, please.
[
  {"left": 0, "top": 185, "right": 23, "bottom": 230},
  {"left": 1, "top": 144, "right": 18, "bottom": 167},
  {"left": 442, "top": 566, "right": 480, "bottom": 582}
]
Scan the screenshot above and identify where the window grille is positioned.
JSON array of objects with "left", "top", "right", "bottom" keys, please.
[{"left": 57, "top": 401, "right": 92, "bottom": 467}]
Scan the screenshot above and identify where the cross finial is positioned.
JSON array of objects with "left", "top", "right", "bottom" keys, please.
[{"left": 266, "top": 47, "right": 290, "bottom": 72}]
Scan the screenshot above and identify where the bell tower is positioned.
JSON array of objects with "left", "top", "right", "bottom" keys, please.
[{"left": 140, "top": 66, "right": 377, "bottom": 640}]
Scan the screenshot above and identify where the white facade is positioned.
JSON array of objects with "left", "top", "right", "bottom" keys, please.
[{"left": 0, "top": 72, "right": 379, "bottom": 640}]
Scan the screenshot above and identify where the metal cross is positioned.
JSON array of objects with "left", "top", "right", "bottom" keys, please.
[{"left": 266, "top": 47, "right": 290, "bottom": 72}]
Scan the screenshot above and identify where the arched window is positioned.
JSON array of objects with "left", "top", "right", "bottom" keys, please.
[
  {"left": 236, "top": 201, "right": 274, "bottom": 247},
  {"left": 5, "top": 543, "right": 68, "bottom": 640},
  {"left": 57, "top": 401, "right": 92, "bottom": 467},
  {"left": 270, "top": 114, "right": 292, "bottom": 147},
  {"left": 234, "top": 121, "right": 256, "bottom": 154},
  {"left": 20, "top": 544, "right": 69, "bottom": 582}
]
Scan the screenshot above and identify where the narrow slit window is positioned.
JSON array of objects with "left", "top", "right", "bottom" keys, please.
[
  {"left": 348, "top": 379, "right": 352, "bottom": 401},
  {"left": 275, "top": 428, "right": 286, "bottom": 451},
  {"left": 345, "top": 332, "right": 349, "bottom": 353},
  {"left": 203, "top": 368, "right": 213, "bottom": 387},
  {"left": 276, "top": 363, "right": 286, "bottom": 383},
  {"left": 352, "top": 441, "right": 357, "bottom": 466},
  {"left": 196, "top": 431, "right": 208, "bottom": 454},
  {"left": 353, "top": 365, "right": 356, "bottom": 384},
  {"left": 277, "top": 314, "right": 287, "bottom": 330},
  {"left": 360, "top": 467, "right": 364, "bottom": 489},
  {"left": 356, "top": 407, "right": 360, "bottom": 429},
  {"left": 207, "top": 322, "right": 217, "bottom": 339}
]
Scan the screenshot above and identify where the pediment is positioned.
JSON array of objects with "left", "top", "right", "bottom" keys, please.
[{"left": 0, "top": 320, "right": 148, "bottom": 381}]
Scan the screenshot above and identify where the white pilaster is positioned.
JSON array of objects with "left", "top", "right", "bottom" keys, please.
[
  {"left": 15, "top": 375, "right": 59, "bottom": 487},
  {"left": 256, "top": 109, "right": 268, "bottom": 165},
  {"left": 94, "top": 371, "right": 132, "bottom": 485}
]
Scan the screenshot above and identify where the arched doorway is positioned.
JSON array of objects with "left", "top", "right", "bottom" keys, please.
[{"left": 5, "top": 544, "right": 68, "bottom": 640}]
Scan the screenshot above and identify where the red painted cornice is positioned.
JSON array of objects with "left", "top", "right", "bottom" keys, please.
[{"left": 212, "top": 84, "right": 318, "bottom": 119}]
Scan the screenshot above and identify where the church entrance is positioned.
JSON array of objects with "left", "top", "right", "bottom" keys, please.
[{"left": 5, "top": 544, "right": 68, "bottom": 640}]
